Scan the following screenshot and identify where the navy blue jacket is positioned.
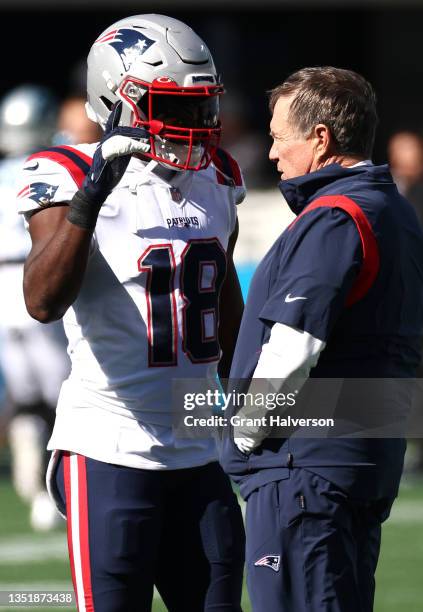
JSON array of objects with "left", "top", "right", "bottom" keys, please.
[{"left": 219, "top": 163, "right": 423, "bottom": 500}]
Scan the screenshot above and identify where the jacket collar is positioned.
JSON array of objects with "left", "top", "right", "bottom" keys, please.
[{"left": 279, "top": 163, "right": 392, "bottom": 215}]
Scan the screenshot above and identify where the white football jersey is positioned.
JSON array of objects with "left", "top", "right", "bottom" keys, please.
[{"left": 17, "top": 144, "right": 245, "bottom": 469}]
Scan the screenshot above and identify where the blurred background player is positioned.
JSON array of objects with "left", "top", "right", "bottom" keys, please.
[
  {"left": 388, "top": 130, "right": 423, "bottom": 474},
  {"left": 388, "top": 130, "right": 423, "bottom": 225},
  {"left": 219, "top": 92, "right": 270, "bottom": 189},
  {"left": 0, "top": 85, "right": 71, "bottom": 530},
  {"left": 54, "top": 95, "right": 102, "bottom": 146}
]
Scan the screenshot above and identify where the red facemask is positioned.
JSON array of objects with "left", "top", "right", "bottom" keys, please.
[{"left": 118, "top": 77, "right": 224, "bottom": 170}]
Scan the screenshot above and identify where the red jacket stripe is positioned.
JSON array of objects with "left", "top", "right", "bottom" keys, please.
[{"left": 290, "top": 194, "right": 380, "bottom": 306}]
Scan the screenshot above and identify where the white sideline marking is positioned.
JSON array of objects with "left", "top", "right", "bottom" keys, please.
[
  {"left": 388, "top": 500, "right": 423, "bottom": 524},
  {"left": 0, "top": 534, "right": 67, "bottom": 563},
  {"left": 0, "top": 583, "right": 72, "bottom": 590},
  {"left": 0, "top": 499, "right": 421, "bottom": 567}
]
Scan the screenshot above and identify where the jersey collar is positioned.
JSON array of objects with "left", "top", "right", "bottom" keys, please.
[{"left": 279, "top": 162, "right": 392, "bottom": 215}]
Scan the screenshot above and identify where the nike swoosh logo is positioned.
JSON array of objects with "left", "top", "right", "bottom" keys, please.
[
  {"left": 285, "top": 293, "right": 307, "bottom": 303},
  {"left": 24, "top": 162, "right": 39, "bottom": 171}
]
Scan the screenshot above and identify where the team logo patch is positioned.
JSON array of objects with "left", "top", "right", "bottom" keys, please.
[
  {"left": 254, "top": 555, "right": 281, "bottom": 572},
  {"left": 17, "top": 182, "right": 58, "bottom": 207},
  {"left": 95, "top": 28, "right": 155, "bottom": 71}
]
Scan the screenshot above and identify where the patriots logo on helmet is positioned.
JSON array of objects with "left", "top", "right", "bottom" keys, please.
[
  {"left": 17, "top": 182, "right": 58, "bottom": 207},
  {"left": 254, "top": 555, "right": 281, "bottom": 572},
  {"left": 95, "top": 28, "right": 155, "bottom": 71}
]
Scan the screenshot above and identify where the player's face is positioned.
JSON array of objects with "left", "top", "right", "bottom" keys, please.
[{"left": 269, "top": 95, "right": 316, "bottom": 181}]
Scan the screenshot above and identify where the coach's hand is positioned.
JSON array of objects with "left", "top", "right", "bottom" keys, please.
[
  {"left": 234, "top": 436, "right": 258, "bottom": 454},
  {"left": 67, "top": 102, "right": 150, "bottom": 230},
  {"left": 234, "top": 420, "right": 272, "bottom": 455}
]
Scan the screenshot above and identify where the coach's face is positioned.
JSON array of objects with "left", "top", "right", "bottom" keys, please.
[{"left": 269, "top": 95, "right": 322, "bottom": 181}]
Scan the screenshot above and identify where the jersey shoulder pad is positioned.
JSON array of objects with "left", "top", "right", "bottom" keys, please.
[
  {"left": 16, "top": 144, "right": 95, "bottom": 214},
  {"left": 210, "top": 148, "right": 246, "bottom": 204},
  {"left": 26, "top": 144, "right": 94, "bottom": 188},
  {"left": 211, "top": 148, "right": 243, "bottom": 187}
]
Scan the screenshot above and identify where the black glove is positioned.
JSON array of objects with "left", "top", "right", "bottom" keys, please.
[{"left": 67, "top": 102, "right": 150, "bottom": 230}]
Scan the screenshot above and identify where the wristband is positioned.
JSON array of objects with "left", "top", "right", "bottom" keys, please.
[{"left": 66, "top": 189, "right": 103, "bottom": 231}]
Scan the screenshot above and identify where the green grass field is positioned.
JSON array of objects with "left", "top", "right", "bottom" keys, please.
[{"left": 0, "top": 476, "right": 422, "bottom": 611}]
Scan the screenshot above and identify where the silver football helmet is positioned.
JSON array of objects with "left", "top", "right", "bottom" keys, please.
[
  {"left": 0, "top": 85, "right": 58, "bottom": 157},
  {"left": 86, "top": 14, "right": 223, "bottom": 171}
]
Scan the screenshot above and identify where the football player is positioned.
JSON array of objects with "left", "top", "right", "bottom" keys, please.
[
  {"left": 17, "top": 14, "right": 245, "bottom": 612},
  {"left": 0, "top": 85, "right": 70, "bottom": 530}
]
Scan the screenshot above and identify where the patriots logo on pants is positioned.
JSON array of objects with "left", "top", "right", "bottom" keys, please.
[
  {"left": 17, "top": 183, "right": 58, "bottom": 207},
  {"left": 254, "top": 555, "right": 281, "bottom": 572},
  {"left": 95, "top": 28, "right": 155, "bottom": 71}
]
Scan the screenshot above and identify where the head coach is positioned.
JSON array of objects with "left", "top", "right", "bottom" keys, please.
[{"left": 219, "top": 66, "right": 423, "bottom": 611}]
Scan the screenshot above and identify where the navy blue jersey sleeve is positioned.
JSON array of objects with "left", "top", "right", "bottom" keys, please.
[{"left": 259, "top": 207, "right": 362, "bottom": 341}]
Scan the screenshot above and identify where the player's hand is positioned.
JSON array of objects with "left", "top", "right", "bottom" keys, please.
[
  {"left": 67, "top": 102, "right": 151, "bottom": 230},
  {"left": 83, "top": 101, "right": 150, "bottom": 205}
]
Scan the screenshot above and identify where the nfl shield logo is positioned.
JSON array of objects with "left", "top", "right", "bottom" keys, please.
[{"left": 170, "top": 187, "right": 183, "bottom": 203}]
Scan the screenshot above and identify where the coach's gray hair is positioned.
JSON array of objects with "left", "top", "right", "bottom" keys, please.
[{"left": 269, "top": 67, "right": 378, "bottom": 159}]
